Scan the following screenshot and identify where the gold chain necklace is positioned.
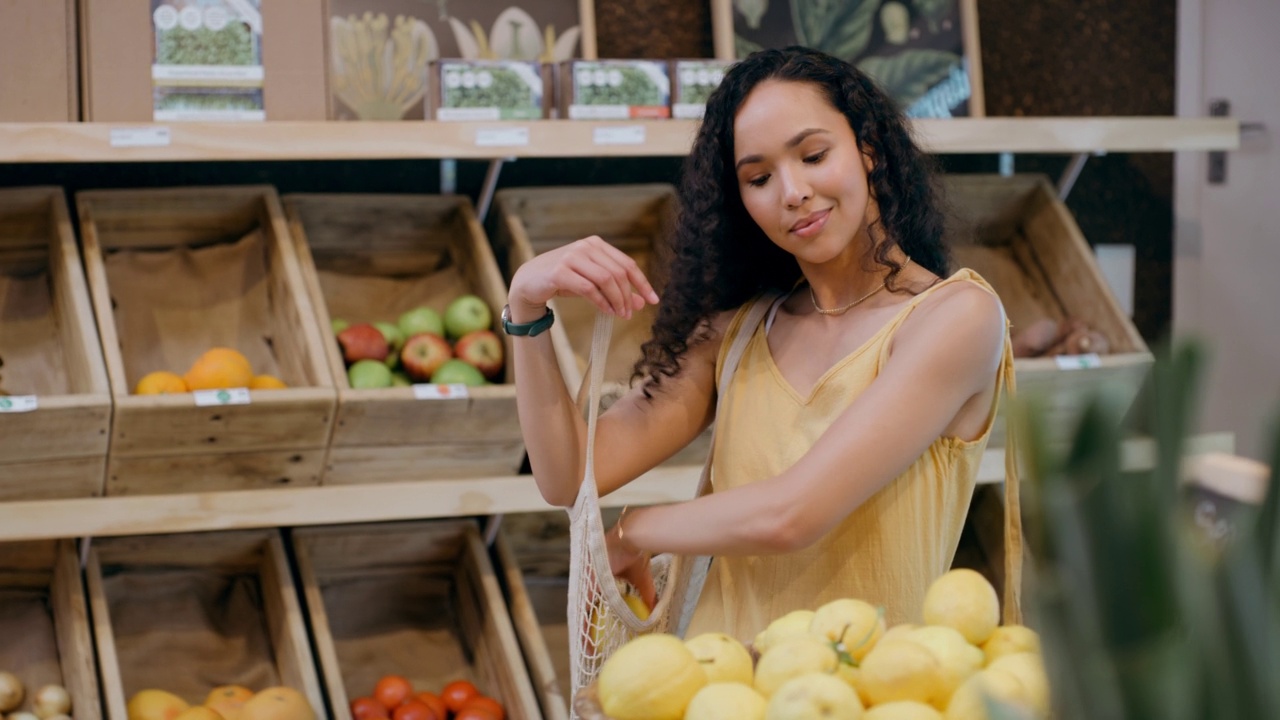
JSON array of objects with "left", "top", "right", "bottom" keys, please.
[{"left": 808, "top": 257, "right": 913, "bottom": 316}]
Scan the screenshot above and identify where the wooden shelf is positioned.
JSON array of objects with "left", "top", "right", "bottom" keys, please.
[
  {"left": 0, "top": 117, "right": 1239, "bottom": 163},
  {"left": 0, "top": 433, "right": 1233, "bottom": 542}
]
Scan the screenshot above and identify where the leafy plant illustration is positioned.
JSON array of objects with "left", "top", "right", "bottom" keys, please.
[
  {"left": 858, "top": 49, "right": 959, "bottom": 106},
  {"left": 330, "top": 13, "right": 437, "bottom": 120},
  {"left": 791, "top": 0, "right": 881, "bottom": 60},
  {"left": 157, "top": 24, "right": 255, "bottom": 65},
  {"left": 912, "top": 0, "right": 950, "bottom": 32},
  {"left": 448, "top": 6, "right": 580, "bottom": 62},
  {"left": 735, "top": 0, "right": 769, "bottom": 29}
]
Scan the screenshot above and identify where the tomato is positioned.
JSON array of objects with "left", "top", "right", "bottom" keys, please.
[
  {"left": 440, "top": 680, "right": 480, "bottom": 713},
  {"left": 374, "top": 675, "right": 414, "bottom": 711},
  {"left": 460, "top": 695, "right": 505, "bottom": 720},
  {"left": 351, "top": 697, "right": 390, "bottom": 720},
  {"left": 392, "top": 700, "right": 441, "bottom": 720},
  {"left": 453, "top": 709, "right": 498, "bottom": 720},
  {"left": 414, "top": 692, "right": 448, "bottom": 719}
]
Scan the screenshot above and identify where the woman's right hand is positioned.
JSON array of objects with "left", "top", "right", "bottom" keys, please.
[{"left": 507, "top": 235, "right": 661, "bottom": 322}]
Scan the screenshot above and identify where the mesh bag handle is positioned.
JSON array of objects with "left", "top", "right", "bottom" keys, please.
[{"left": 566, "top": 298, "right": 775, "bottom": 709}]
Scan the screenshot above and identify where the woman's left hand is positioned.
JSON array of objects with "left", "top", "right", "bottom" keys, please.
[{"left": 606, "top": 519, "right": 657, "bottom": 611}]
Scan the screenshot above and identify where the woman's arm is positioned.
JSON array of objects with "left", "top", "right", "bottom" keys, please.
[
  {"left": 511, "top": 236, "right": 729, "bottom": 507},
  {"left": 612, "top": 283, "right": 1007, "bottom": 559}
]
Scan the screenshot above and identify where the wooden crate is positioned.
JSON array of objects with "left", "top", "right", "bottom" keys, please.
[
  {"left": 283, "top": 194, "right": 522, "bottom": 483},
  {"left": 491, "top": 184, "right": 709, "bottom": 467},
  {"left": 0, "top": 188, "right": 112, "bottom": 500},
  {"left": 0, "top": 539, "right": 102, "bottom": 720},
  {"left": 492, "top": 513, "right": 575, "bottom": 720},
  {"left": 291, "top": 519, "right": 542, "bottom": 720},
  {"left": 77, "top": 186, "right": 336, "bottom": 495},
  {"left": 943, "top": 174, "right": 1154, "bottom": 445},
  {"left": 84, "top": 529, "right": 325, "bottom": 720}
]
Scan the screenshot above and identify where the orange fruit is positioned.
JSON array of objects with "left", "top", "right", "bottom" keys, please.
[
  {"left": 184, "top": 348, "right": 254, "bottom": 390},
  {"left": 460, "top": 696, "right": 504, "bottom": 720},
  {"left": 440, "top": 681, "right": 479, "bottom": 714},
  {"left": 349, "top": 697, "right": 388, "bottom": 720},
  {"left": 238, "top": 687, "right": 315, "bottom": 720},
  {"left": 373, "top": 677, "right": 413, "bottom": 712},
  {"left": 135, "top": 370, "right": 188, "bottom": 395},
  {"left": 249, "top": 374, "right": 288, "bottom": 390},
  {"left": 413, "top": 693, "right": 446, "bottom": 720},
  {"left": 204, "top": 686, "right": 254, "bottom": 720}
]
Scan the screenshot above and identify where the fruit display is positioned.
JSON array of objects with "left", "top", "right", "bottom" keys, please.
[
  {"left": 1010, "top": 318, "right": 1110, "bottom": 359},
  {"left": 125, "top": 685, "right": 315, "bottom": 720},
  {"left": 330, "top": 294, "right": 504, "bottom": 389},
  {"left": 133, "top": 348, "right": 287, "bottom": 395},
  {"left": 584, "top": 569, "right": 1048, "bottom": 720},
  {"left": 348, "top": 675, "right": 506, "bottom": 720},
  {"left": 0, "top": 674, "right": 71, "bottom": 720}
]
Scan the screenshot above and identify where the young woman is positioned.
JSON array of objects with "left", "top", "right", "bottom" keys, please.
[{"left": 506, "top": 47, "right": 1014, "bottom": 641}]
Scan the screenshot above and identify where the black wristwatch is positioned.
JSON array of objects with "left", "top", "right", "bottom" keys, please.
[{"left": 501, "top": 304, "right": 555, "bottom": 337}]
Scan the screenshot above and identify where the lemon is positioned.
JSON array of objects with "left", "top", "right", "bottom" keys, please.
[
  {"left": 857, "top": 637, "right": 945, "bottom": 706},
  {"left": 685, "top": 683, "right": 768, "bottom": 720},
  {"left": 986, "top": 653, "right": 1049, "bottom": 717},
  {"left": 686, "top": 632, "right": 755, "bottom": 686},
  {"left": 754, "top": 635, "right": 839, "bottom": 698},
  {"left": 905, "top": 626, "right": 984, "bottom": 709},
  {"left": 810, "top": 598, "right": 886, "bottom": 662},
  {"left": 922, "top": 569, "right": 1000, "bottom": 645},
  {"left": 754, "top": 610, "right": 816, "bottom": 654},
  {"left": 943, "top": 669, "right": 1032, "bottom": 720},
  {"left": 880, "top": 623, "right": 919, "bottom": 646},
  {"left": 980, "top": 626, "right": 1040, "bottom": 666},
  {"left": 598, "top": 633, "right": 708, "bottom": 720},
  {"left": 865, "top": 701, "right": 944, "bottom": 720},
  {"left": 765, "top": 673, "right": 864, "bottom": 720}
]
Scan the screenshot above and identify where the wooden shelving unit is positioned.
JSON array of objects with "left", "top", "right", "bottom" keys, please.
[
  {"left": 0, "top": 117, "right": 1239, "bottom": 163},
  {"left": 0, "top": 433, "right": 1234, "bottom": 542},
  {"left": 0, "top": 115, "right": 1242, "bottom": 539}
]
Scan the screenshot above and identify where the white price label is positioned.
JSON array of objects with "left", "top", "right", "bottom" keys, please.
[
  {"left": 413, "top": 384, "right": 471, "bottom": 400},
  {"left": 0, "top": 395, "right": 38, "bottom": 413},
  {"left": 593, "top": 125, "right": 646, "bottom": 145},
  {"left": 1055, "top": 353, "right": 1103, "bottom": 370},
  {"left": 193, "top": 388, "right": 252, "bottom": 406},
  {"left": 110, "top": 127, "right": 172, "bottom": 148},
  {"left": 475, "top": 127, "right": 530, "bottom": 147}
]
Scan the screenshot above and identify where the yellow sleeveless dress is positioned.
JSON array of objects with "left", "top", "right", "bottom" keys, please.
[{"left": 686, "top": 269, "right": 1021, "bottom": 643}]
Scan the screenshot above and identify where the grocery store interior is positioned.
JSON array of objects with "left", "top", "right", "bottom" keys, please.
[{"left": 0, "top": 0, "right": 1275, "bottom": 719}]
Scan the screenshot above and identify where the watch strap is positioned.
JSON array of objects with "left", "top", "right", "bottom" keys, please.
[{"left": 502, "top": 305, "right": 555, "bottom": 336}]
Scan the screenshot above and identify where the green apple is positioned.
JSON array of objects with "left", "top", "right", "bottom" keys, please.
[
  {"left": 430, "top": 359, "right": 487, "bottom": 386},
  {"left": 398, "top": 306, "right": 444, "bottom": 338},
  {"left": 391, "top": 370, "right": 412, "bottom": 387},
  {"left": 331, "top": 317, "right": 350, "bottom": 334},
  {"left": 374, "top": 321, "right": 405, "bottom": 353},
  {"left": 347, "top": 359, "right": 393, "bottom": 389},
  {"left": 444, "top": 294, "right": 492, "bottom": 339}
]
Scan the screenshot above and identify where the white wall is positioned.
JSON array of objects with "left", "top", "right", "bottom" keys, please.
[{"left": 1175, "top": 0, "right": 1280, "bottom": 459}]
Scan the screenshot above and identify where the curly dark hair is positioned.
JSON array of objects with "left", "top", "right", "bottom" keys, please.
[{"left": 635, "top": 46, "right": 950, "bottom": 392}]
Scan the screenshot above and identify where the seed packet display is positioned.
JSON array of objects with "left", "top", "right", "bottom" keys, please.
[
  {"left": 562, "top": 60, "right": 671, "bottom": 120},
  {"left": 151, "top": 0, "right": 265, "bottom": 121},
  {"left": 671, "top": 60, "right": 733, "bottom": 120},
  {"left": 432, "top": 60, "right": 548, "bottom": 121}
]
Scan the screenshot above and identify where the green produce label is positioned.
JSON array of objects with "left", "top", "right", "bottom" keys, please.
[
  {"left": 438, "top": 61, "right": 545, "bottom": 121},
  {"left": 0, "top": 396, "right": 38, "bottom": 413},
  {"left": 151, "top": 0, "right": 265, "bottom": 121},
  {"left": 569, "top": 61, "right": 671, "bottom": 120},
  {"left": 673, "top": 60, "right": 733, "bottom": 119},
  {"left": 193, "top": 387, "right": 252, "bottom": 406}
]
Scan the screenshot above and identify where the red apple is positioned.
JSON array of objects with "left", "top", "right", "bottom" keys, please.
[
  {"left": 337, "top": 323, "right": 389, "bottom": 364},
  {"left": 454, "top": 330, "right": 505, "bottom": 380},
  {"left": 401, "top": 332, "right": 453, "bottom": 381}
]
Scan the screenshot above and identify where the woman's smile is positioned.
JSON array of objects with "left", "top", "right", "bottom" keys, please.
[{"left": 790, "top": 208, "right": 832, "bottom": 238}]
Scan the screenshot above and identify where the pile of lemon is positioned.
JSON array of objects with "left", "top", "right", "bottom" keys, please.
[{"left": 595, "top": 569, "right": 1048, "bottom": 720}]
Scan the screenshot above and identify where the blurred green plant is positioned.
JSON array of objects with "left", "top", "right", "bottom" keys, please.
[{"left": 1016, "top": 342, "right": 1280, "bottom": 719}]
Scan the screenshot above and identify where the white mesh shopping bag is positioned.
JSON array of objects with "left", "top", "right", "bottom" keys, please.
[{"left": 566, "top": 296, "right": 775, "bottom": 708}]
